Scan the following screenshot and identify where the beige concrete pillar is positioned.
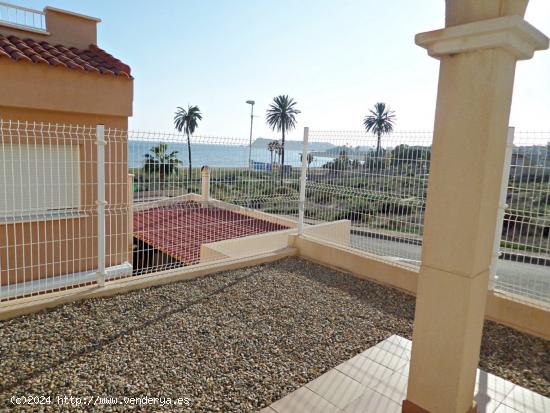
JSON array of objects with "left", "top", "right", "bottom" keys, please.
[
  {"left": 403, "top": 2, "right": 548, "bottom": 413},
  {"left": 201, "top": 166, "right": 210, "bottom": 201}
]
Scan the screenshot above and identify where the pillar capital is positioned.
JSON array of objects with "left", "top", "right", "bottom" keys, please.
[{"left": 416, "top": 15, "right": 548, "bottom": 60}]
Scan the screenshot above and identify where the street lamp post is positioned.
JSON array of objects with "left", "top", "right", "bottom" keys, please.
[{"left": 246, "top": 100, "right": 255, "bottom": 168}]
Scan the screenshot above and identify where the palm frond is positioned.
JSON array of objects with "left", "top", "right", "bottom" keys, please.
[
  {"left": 266, "top": 95, "right": 301, "bottom": 133},
  {"left": 363, "top": 102, "right": 396, "bottom": 136}
]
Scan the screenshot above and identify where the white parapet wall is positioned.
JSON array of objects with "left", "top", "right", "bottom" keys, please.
[
  {"left": 200, "top": 220, "right": 352, "bottom": 262},
  {"left": 303, "top": 219, "right": 351, "bottom": 246}
]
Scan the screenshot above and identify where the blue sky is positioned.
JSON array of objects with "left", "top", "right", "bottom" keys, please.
[{"left": 13, "top": 1, "right": 550, "bottom": 140}]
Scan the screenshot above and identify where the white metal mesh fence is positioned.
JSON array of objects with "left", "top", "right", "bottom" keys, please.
[
  {"left": 127, "top": 130, "right": 299, "bottom": 276},
  {"left": 495, "top": 131, "right": 550, "bottom": 304},
  {"left": 0, "top": 121, "right": 297, "bottom": 301},
  {"left": 1, "top": 120, "right": 548, "bottom": 307},
  {"left": 0, "top": 121, "right": 103, "bottom": 300},
  {"left": 304, "top": 130, "right": 432, "bottom": 266},
  {"left": 303, "top": 129, "right": 550, "bottom": 306}
]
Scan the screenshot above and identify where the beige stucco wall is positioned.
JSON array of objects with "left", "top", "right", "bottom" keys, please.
[
  {"left": 0, "top": 43, "right": 133, "bottom": 287},
  {"left": 0, "top": 60, "right": 132, "bottom": 117},
  {"left": 0, "top": 6, "right": 99, "bottom": 50}
]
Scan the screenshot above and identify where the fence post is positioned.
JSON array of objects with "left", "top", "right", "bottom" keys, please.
[
  {"left": 489, "top": 126, "right": 514, "bottom": 290},
  {"left": 201, "top": 165, "right": 210, "bottom": 201},
  {"left": 298, "top": 127, "right": 309, "bottom": 235},
  {"left": 96, "top": 124, "right": 106, "bottom": 287},
  {"left": 127, "top": 173, "right": 134, "bottom": 265}
]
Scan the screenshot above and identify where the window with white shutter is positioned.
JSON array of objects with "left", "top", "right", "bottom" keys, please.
[{"left": 0, "top": 144, "right": 80, "bottom": 217}]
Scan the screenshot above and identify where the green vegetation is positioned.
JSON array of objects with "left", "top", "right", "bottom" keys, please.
[
  {"left": 131, "top": 150, "right": 548, "bottom": 254},
  {"left": 143, "top": 143, "right": 182, "bottom": 189}
]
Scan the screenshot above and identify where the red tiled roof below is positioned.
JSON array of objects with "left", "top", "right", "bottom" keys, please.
[
  {"left": 0, "top": 34, "right": 131, "bottom": 78},
  {"left": 133, "top": 201, "right": 289, "bottom": 265}
]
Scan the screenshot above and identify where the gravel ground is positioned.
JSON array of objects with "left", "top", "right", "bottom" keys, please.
[{"left": 0, "top": 257, "right": 548, "bottom": 412}]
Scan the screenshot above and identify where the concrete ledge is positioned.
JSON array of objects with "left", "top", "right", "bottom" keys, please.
[
  {"left": 292, "top": 235, "right": 550, "bottom": 339},
  {"left": 303, "top": 220, "right": 351, "bottom": 246},
  {"left": 200, "top": 220, "right": 351, "bottom": 262},
  {"left": 201, "top": 229, "right": 295, "bottom": 262},
  {"left": 485, "top": 290, "right": 550, "bottom": 339},
  {"left": 1, "top": 227, "right": 548, "bottom": 340},
  {"left": 133, "top": 193, "right": 202, "bottom": 211},
  {"left": 293, "top": 235, "right": 418, "bottom": 295},
  {"left": 0, "top": 248, "right": 297, "bottom": 321}
]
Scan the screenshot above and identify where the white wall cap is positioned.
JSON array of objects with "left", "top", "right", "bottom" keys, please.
[
  {"left": 416, "top": 15, "right": 548, "bottom": 60},
  {"left": 44, "top": 6, "right": 101, "bottom": 23}
]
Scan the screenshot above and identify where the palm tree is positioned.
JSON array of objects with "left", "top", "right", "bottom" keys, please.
[
  {"left": 267, "top": 140, "right": 279, "bottom": 171},
  {"left": 266, "top": 95, "right": 300, "bottom": 182},
  {"left": 275, "top": 142, "right": 283, "bottom": 165},
  {"left": 300, "top": 152, "right": 315, "bottom": 171},
  {"left": 143, "top": 143, "right": 182, "bottom": 189},
  {"left": 363, "top": 102, "right": 396, "bottom": 157},
  {"left": 174, "top": 105, "right": 203, "bottom": 183}
]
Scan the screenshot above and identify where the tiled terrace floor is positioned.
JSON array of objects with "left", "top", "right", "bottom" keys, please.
[{"left": 262, "top": 335, "right": 549, "bottom": 413}]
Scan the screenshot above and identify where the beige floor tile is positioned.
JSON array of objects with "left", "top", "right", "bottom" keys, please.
[
  {"left": 270, "top": 386, "right": 341, "bottom": 413},
  {"left": 476, "top": 370, "right": 516, "bottom": 402},
  {"left": 359, "top": 346, "right": 408, "bottom": 371},
  {"left": 475, "top": 392, "right": 505, "bottom": 413},
  {"left": 306, "top": 369, "right": 367, "bottom": 409},
  {"left": 266, "top": 336, "right": 547, "bottom": 413},
  {"left": 344, "top": 387, "right": 402, "bottom": 413},
  {"left": 385, "top": 335, "right": 412, "bottom": 348},
  {"left": 500, "top": 385, "right": 550, "bottom": 413},
  {"left": 394, "top": 362, "right": 410, "bottom": 378},
  {"left": 376, "top": 336, "right": 412, "bottom": 360},
  {"left": 372, "top": 371, "right": 409, "bottom": 404},
  {"left": 259, "top": 407, "right": 278, "bottom": 413},
  {"left": 493, "top": 404, "right": 523, "bottom": 413},
  {"left": 335, "top": 354, "right": 394, "bottom": 388}
]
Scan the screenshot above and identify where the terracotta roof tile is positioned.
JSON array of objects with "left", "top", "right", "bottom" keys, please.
[
  {"left": 133, "top": 201, "right": 289, "bottom": 265},
  {"left": 0, "top": 33, "right": 131, "bottom": 78}
]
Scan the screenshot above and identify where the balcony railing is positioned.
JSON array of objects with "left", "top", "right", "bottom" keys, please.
[{"left": 0, "top": 2, "right": 46, "bottom": 32}]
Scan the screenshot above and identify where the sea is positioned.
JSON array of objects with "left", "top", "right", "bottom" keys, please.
[{"left": 128, "top": 141, "right": 333, "bottom": 169}]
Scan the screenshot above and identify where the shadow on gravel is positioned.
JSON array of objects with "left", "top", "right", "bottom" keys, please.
[
  {"left": 0, "top": 268, "right": 262, "bottom": 394},
  {"left": 293, "top": 259, "right": 417, "bottom": 322}
]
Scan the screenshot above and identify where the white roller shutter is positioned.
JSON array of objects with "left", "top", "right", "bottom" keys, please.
[{"left": 0, "top": 143, "right": 80, "bottom": 217}]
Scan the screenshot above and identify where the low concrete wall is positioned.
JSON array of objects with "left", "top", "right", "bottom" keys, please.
[
  {"left": 293, "top": 235, "right": 418, "bottom": 295},
  {"left": 1, "top": 218, "right": 548, "bottom": 340},
  {"left": 485, "top": 291, "right": 550, "bottom": 339},
  {"left": 200, "top": 229, "right": 295, "bottom": 262},
  {"left": 303, "top": 220, "right": 351, "bottom": 247},
  {"left": 133, "top": 193, "right": 202, "bottom": 211},
  {"left": 199, "top": 220, "right": 352, "bottom": 262},
  {"left": 293, "top": 235, "right": 550, "bottom": 339},
  {"left": 0, "top": 248, "right": 297, "bottom": 321}
]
